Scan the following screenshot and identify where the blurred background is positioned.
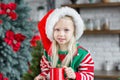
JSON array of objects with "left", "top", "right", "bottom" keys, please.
[
  {"left": 26, "top": 0, "right": 120, "bottom": 80},
  {"left": 0, "top": 0, "right": 120, "bottom": 80}
]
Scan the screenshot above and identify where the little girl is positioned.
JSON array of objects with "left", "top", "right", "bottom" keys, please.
[{"left": 34, "top": 7, "right": 94, "bottom": 80}]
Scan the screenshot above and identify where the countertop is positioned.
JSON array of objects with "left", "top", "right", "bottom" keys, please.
[{"left": 95, "top": 70, "right": 120, "bottom": 79}]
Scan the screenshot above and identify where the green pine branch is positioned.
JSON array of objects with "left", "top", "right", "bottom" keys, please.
[{"left": 22, "top": 41, "right": 44, "bottom": 80}]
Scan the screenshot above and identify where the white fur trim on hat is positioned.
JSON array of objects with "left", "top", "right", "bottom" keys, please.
[{"left": 46, "top": 7, "right": 85, "bottom": 41}]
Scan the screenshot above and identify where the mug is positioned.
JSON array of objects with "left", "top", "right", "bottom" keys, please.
[{"left": 50, "top": 68, "right": 65, "bottom": 80}]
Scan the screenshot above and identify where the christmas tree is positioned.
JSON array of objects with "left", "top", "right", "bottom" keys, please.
[
  {"left": 0, "top": 0, "right": 35, "bottom": 80},
  {"left": 22, "top": 40, "right": 43, "bottom": 80}
]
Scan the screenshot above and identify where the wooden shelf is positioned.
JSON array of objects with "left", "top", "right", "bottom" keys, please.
[
  {"left": 62, "top": 2, "right": 120, "bottom": 8},
  {"left": 84, "top": 30, "right": 120, "bottom": 34},
  {"left": 95, "top": 70, "right": 120, "bottom": 79},
  {"left": 62, "top": 3, "right": 120, "bottom": 35}
]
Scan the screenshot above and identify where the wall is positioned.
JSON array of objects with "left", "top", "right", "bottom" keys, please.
[
  {"left": 55, "top": 0, "right": 120, "bottom": 70},
  {"left": 26, "top": 0, "right": 120, "bottom": 70},
  {"left": 79, "top": 7, "right": 120, "bottom": 70},
  {"left": 25, "top": 0, "right": 47, "bottom": 21}
]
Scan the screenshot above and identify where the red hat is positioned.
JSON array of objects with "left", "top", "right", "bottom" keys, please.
[
  {"left": 38, "top": 7, "right": 85, "bottom": 55},
  {"left": 38, "top": 9, "right": 54, "bottom": 55},
  {"left": 46, "top": 7, "right": 84, "bottom": 42}
]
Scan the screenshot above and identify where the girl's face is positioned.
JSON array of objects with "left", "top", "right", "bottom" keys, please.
[{"left": 53, "top": 17, "right": 74, "bottom": 46}]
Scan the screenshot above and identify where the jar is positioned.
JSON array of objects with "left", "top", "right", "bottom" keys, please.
[
  {"left": 70, "top": 0, "right": 77, "bottom": 4},
  {"left": 103, "top": 61, "right": 113, "bottom": 71},
  {"left": 93, "top": 18, "right": 101, "bottom": 30},
  {"left": 88, "top": 0, "right": 96, "bottom": 3},
  {"left": 117, "top": 64, "right": 120, "bottom": 71},
  {"left": 101, "top": 18, "right": 110, "bottom": 30},
  {"left": 85, "top": 19, "right": 94, "bottom": 31},
  {"left": 116, "top": 63, "right": 120, "bottom": 71}
]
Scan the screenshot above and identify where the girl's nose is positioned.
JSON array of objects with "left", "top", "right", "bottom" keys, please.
[{"left": 59, "top": 31, "right": 65, "bottom": 36}]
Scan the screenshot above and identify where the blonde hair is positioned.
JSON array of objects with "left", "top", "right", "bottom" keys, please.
[
  {"left": 49, "top": 16, "right": 77, "bottom": 68},
  {"left": 51, "top": 36, "right": 76, "bottom": 68}
]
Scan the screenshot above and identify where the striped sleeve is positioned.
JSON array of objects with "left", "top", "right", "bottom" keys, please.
[
  {"left": 40, "top": 55, "right": 51, "bottom": 77},
  {"left": 75, "top": 53, "right": 94, "bottom": 80}
]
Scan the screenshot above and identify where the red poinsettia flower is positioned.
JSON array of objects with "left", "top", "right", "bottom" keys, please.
[
  {"left": 7, "top": 2, "right": 17, "bottom": 10},
  {"left": 12, "top": 42, "right": 21, "bottom": 52},
  {"left": 3, "top": 77, "right": 9, "bottom": 80},
  {"left": 30, "top": 35, "right": 41, "bottom": 47},
  {"left": 0, "top": 73, "right": 9, "bottom": 80},
  {"left": 0, "top": 73, "right": 3, "bottom": 80},
  {"left": 0, "top": 20, "right": 3, "bottom": 24},
  {"left": 7, "top": 11, "right": 18, "bottom": 20},
  {"left": 14, "top": 33, "right": 26, "bottom": 42},
  {"left": 0, "top": 2, "right": 18, "bottom": 20},
  {"left": 4, "top": 30, "right": 14, "bottom": 45},
  {"left": 0, "top": 3, "right": 6, "bottom": 15},
  {"left": 4, "top": 30, "right": 26, "bottom": 52}
]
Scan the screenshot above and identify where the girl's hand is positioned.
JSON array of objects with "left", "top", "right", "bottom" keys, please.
[
  {"left": 34, "top": 75, "right": 45, "bottom": 80},
  {"left": 64, "top": 66, "right": 76, "bottom": 79}
]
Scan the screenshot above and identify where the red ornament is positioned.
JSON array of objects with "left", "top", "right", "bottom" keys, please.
[
  {"left": 4, "top": 30, "right": 26, "bottom": 52},
  {"left": 30, "top": 35, "right": 41, "bottom": 47}
]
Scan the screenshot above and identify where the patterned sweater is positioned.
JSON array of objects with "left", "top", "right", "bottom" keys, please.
[{"left": 40, "top": 44, "right": 94, "bottom": 80}]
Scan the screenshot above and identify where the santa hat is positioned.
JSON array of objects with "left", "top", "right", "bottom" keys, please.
[
  {"left": 38, "top": 10, "right": 53, "bottom": 55},
  {"left": 46, "top": 7, "right": 84, "bottom": 41},
  {"left": 38, "top": 7, "right": 84, "bottom": 54}
]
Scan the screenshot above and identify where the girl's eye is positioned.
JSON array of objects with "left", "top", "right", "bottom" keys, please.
[
  {"left": 64, "top": 29, "right": 69, "bottom": 31},
  {"left": 54, "top": 29, "right": 60, "bottom": 31}
]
